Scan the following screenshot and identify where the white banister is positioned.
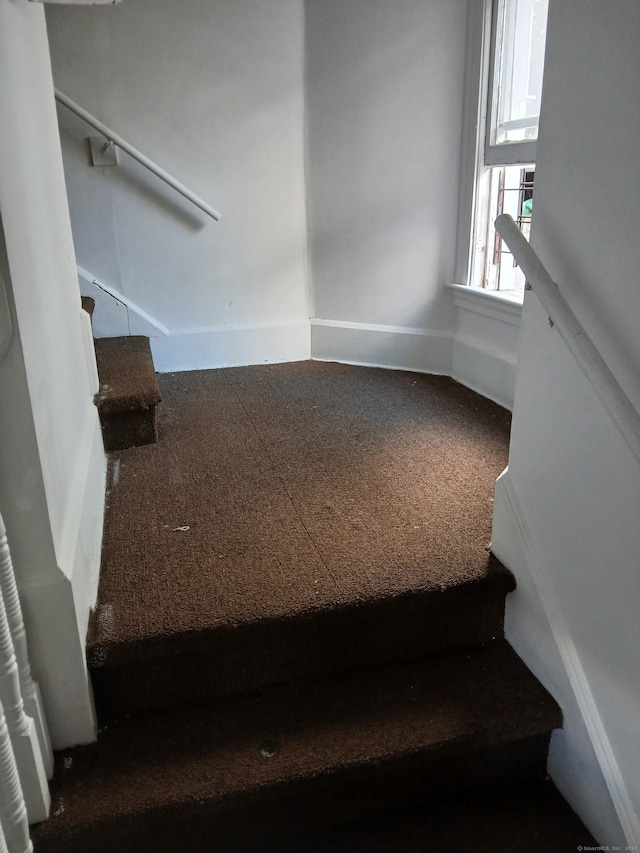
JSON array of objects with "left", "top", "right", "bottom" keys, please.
[
  {"left": 0, "top": 698, "right": 33, "bottom": 853},
  {"left": 0, "top": 821, "right": 9, "bottom": 853},
  {"left": 54, "top": 88, "right": 222, "bottom": 222},
  {"left": 495, "top": 214, "right": 640, "bottom": 465},
  {"left": 0, "top": 516, "right": 50, "bottom": 824},
  {"left": 0, "top": 514, "right": 53, "bottom": 779}
]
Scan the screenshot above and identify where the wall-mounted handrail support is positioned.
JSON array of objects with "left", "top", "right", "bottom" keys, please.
[
  {"left": 54, "top": 89, "right": 221, "bottom": 221},
  {"left": 495, "top": 213, "right": 640, "bottom": 465}
]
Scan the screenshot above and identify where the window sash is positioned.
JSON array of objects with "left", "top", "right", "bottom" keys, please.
[{"left": 484, "top": 0, "right": 545, "bottom": 168}]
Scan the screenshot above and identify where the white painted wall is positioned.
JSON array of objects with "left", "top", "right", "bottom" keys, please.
[
  {"left": 305, "top": 0, "right": 466, "bottom": 373},
  {"left": 46, "top": 0, "right": 310, "bottom": 372},
  {"left": 493, "top": 0, "right": 640, "bottom": 843},
  {"left": 0, "top": 0, "right": 106, "bottom": 749},
  {"left": 49, "top": 0, "right": 469, "bottom": 377}
]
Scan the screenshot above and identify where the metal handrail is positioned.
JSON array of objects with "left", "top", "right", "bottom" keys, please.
[
  {"left": 54, "top": 89, "right": 221, "bottom": 222},
  {"left": 495, "top": 213, "right": 640, "bottom": 464}
]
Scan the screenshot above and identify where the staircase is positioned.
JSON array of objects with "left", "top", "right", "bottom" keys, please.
[
  {"left": 93, "top": 336, "right": 161, "bottom": 452},
  {"left": 31, "top": 360, "right": 595, "bottom": 851},
  {"left": 80, "top": 298, "right": 162, "bottom": 453}
]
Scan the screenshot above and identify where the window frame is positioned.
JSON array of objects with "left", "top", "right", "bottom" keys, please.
[
  {"left": 455, "top": 0, "right": 546, "bottom": 294},
  {"left": 484, "top": 0, "right": 538, "bottom": 168}
]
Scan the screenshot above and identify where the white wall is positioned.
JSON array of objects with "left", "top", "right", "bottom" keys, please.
[
  {"left": 49, "top": 0, "right": 469, "bottom": 376},
  {"left": 46, "top": 0, "right": 310, "bottom": 372},
  {"left": 0, "top": 0, "right": 106, "bottom": 748},
  {"left": 493, "top": 0, "right": 640, "bottom": 843},
  {"left": 305, "top": 0, "right": 466, "bottom": 372}
]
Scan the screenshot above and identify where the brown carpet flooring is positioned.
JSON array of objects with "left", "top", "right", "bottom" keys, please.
[
  {"left": 31, "top": 360, "right": 598, "bottom": 851},
  {"left": 94, "top": 336, "right": 161, "bottom": 415},
  {"left": 88, "top": 361, "right": 514, "bottom": 717},
  {"left": 35, "top": 643, "right": 569, "bottom": 852},
  {"left": 92, "top": 361, "right": 510, "bottom": 649}
]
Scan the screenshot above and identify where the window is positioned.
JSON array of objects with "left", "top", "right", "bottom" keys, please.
[
  {"left": 488, "top": 0, "right": 548, "bottom": 156},
  {"left": 469, "top": 0, "right": 548, "bottom": 294}
]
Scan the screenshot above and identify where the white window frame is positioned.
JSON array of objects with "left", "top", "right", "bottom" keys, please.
[
  {"left": 454, "top": 0, "right": 547, "bottom": 296},
  {"left": 485, "top": 0, "right": 542, "bottom": 167}
]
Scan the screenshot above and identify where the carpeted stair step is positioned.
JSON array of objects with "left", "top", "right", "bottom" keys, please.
[
  {"left": 94, "top": 335, "right": 161, "bottom": 451},
  {"left": 32, "top": 641, "right": 563, "bottom": 853},
  {"left": 289, "top": 778, "right": 597, "bottom": 853},
  {"left": 88, "top": 363, "right": 515, "bottom": 722},
  {"left": 89, "top": 556, "right": 515, "bottom": 723}
]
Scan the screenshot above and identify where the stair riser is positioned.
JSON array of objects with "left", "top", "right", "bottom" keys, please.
[
  {"left": 90, "top": 584, "right": 511, "bottom": 723},
  {"left": 36, "top": 732, "right": 552, "bottom": 853},
  {"left": 100, "top": 407, "right": 158, "bottom": 452}
]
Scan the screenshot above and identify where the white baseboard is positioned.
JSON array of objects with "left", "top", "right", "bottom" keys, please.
[
  {"left": 493, "top": 470, "right": 639, "bottom": 845},
  {"left": 448, "top": 284, "right": 521, "bottom": 411},
  {"left": 78, "top": 266, "right": 312, "bottom": 372},
  {"left": 451, "top": 334, "right": 516, "bottom": 411},
  {"left": 150, "top": 321, "right": 311, "bottom": 373},
  {"left": 77, "top": 266, "right": 169, "bottom": 338},
  {"left": 310, "top": 319, "right": 452, "bottom": 375}
]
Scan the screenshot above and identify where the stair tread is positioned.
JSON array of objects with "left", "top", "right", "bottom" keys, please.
[
  {"left": 94, "top": 335, "right": 161, "bottom": 414},
  {"left": 33, "top": 641, "right": 561, "bottom": 847}
]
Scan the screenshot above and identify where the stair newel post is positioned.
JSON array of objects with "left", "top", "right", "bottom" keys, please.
[
  {"left": 0, "top": 697, "right": 33, "bottom": 853},
  {"left": 0, "top": 513, "right": 53, "bottom": 779},
  {"left": 0, "top": 522, "right": 50, "bottom": 824}
]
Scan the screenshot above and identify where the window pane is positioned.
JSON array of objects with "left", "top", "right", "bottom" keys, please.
[
  {"left": 484, "top": 165, "right": 534, "bottom": 293},
  {"left": 492, "top": 0, "right": 548, "bottom": 145}
]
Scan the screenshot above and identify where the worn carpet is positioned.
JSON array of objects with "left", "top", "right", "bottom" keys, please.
[{"left": 93, "top": 361, "right": 510, "bottom": 639}]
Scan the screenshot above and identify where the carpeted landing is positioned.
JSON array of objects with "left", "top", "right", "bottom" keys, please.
[
  {"left": 32, "top": 360, "right": 596, "bottom": 850},
  {"left": 88, "top": 361, "right": 516, "bottom": 718}
]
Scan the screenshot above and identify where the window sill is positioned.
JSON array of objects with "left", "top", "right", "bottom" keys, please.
[{"left": 447, "top": 283, "right": 523, "bottom": 327}]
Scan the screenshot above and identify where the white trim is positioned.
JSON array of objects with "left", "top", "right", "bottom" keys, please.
[
  {"left": 56, "top": 403, "right": 104, "bottom": 578},
  {"left": 79, "top": 306, "right": 99, "bottom": 395},
  {"left": 484, "top": 0, "right": 539, "bottom": 167},
  {"left": 0, "top": 819, "right": 9, "bottom": 853},
  {"left": 0, "top": 695, "right": 33, "bottom": 851},
  {"left": 150, "top": 321, "right": 311, "bottom": 374},
  {"left": 0, "top": 515, "right": 50, "bottom": 825},
  {"left": 451, "top": 335, "right": 516, "bottom": 411},
  {"left": 310, "top": 319, "right": 452, "bottom": 376},
  {"left": 76, "top": 266, "right": 171, "bottom": 336},
  {"left": 78, "top": 266, "right": 309, "bottom": 341},
  {"left": 448, "top": 284, "right": 521, "bottom": 410},
  {"left": 453, "top": 0, "right": 491, "bottom": 285},
  {"left": 311, "top": 317, "right": 447, "bottom": 337},
  {"left": 485, "top": 140, "right": 538, "bottom": 167},
  {"left": 448, "top": 282, "right": 523, "bottom": 324},
  {"left": 494, "top": 471, "right": 640, "bottom": 845},
  {"left": 0, "top": 513, "right": 53, "bottom": 781}
]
